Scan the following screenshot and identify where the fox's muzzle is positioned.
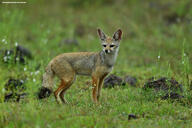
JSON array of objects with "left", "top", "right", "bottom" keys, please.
[{"left": 105, "top": 49, "right": 111, "bottom": 53}]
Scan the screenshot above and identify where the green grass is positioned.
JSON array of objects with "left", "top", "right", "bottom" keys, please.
[{"left": 0, "top": 0, "right": 192, "bottom": 127}]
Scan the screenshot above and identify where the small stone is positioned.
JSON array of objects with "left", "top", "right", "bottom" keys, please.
[{"left": 128, "top": 114, "right": 137, "bottom": 120}]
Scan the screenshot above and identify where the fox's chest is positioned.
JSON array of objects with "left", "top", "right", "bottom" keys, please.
[{"left": 93, "top": 65, "right": 113, "bottom": 77}]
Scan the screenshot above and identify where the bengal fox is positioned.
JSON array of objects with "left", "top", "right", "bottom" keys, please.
[{"left": 38, "top": 28, "right": 122, "bottom": 104}]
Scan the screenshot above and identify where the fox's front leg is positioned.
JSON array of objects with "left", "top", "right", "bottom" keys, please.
[
  {"left": 97, "top": 73, "right": 108, "bottom": 101},
  {"left": 92, "top": 76, "right": 99, "bottom": 103}
]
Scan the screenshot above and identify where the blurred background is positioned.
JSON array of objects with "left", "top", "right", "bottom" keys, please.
[{"left": 0, "top": 0, "right": 191, "bottom": 82}]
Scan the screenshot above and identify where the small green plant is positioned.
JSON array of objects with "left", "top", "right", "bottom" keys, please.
[{"left": 181, "top": 39, "right": 190, "bottom": 89}]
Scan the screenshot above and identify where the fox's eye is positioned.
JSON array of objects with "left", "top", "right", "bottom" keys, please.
[
  {"left": 103, "top": 44, "right": 106, "bottom": 47},
  {"left": 110, "top": 45, "right": 115, "bottom": 48}
]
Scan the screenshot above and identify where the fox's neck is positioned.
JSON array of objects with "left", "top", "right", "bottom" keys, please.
[{"left": 100, "top": 47, "right": 119, "bottom": 67}]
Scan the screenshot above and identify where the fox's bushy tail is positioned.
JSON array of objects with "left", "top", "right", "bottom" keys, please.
[{"left": 38, "top": 63, "right": 54, "bottom": 99}]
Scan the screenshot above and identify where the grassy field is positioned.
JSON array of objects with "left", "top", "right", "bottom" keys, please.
[{"left": 0, "top": 0, "right": 192, "bottom": 127}]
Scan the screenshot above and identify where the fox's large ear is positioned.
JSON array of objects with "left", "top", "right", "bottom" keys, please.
[
  {"left": 97, "top": 28, "right": 106, "bottom": 41},
  {"left": 113, "top": 29, "right": 122, "bottom": 41}
]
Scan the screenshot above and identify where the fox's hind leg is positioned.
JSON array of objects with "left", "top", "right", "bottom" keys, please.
[
  {"left": 52, "top": 60, "right": 75, "bottom": 104},
  {"left": 59, "top": 75, "right": 75, "bottom": 104},
  {"left": 54, "top": 80, "right": 66, "bottom": 104},
  {"left": 54, "top": 75, "right": 75, "bottom": 104}
]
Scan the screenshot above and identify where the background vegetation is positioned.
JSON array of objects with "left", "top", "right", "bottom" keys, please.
[{"left": 0, "top": 0, "right": 191, "bottom": 127}]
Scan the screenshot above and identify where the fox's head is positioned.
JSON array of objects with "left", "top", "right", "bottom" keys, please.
[{"left": 97, "top": 28, "right": 122, "bottom": 54}]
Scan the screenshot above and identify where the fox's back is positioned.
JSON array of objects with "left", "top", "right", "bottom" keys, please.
[{"left": 51, "top": 52, "right": 99, "bottom": 75}]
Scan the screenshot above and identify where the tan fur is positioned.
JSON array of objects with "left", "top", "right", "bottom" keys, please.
[{"left": 42, "top": 29, "right": 122, "bottom": 104}]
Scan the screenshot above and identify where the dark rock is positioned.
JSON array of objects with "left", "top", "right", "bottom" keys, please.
[
  {"left": 161, "top": 92, "right": 184, "bottom": 100},
  {"left": 128, "top": 114, "right": 137, "bottom": 120},
  {"left": 4, "top": 92, "right": 28, "bottom": 102},
  {"left": 1, "top": 45, "right": 32, "bottom": 64},
  {"left": 15, "top": 45, "right": 32, "bottom": 64},
  {"left": 5, "top": 78, "right": 26, "bottom": 92},
  {"left": 4, "top": 78, "right": 27, "bottom": 102},
  {"left": 164, "top": 13, "right": 183, "bottom": 24},
  {"left": 124, "top": 75, "right": 137, "bottom": 86},
  {"left": 38, "top": 87, "right": 52, "bottom": 99},
  {"left": 143, "top": 77, "right": 183, "bottom": 92},
  {"left": 143, "top": 77, "right": 184, "bottom": 100},
  {"left": 16, "top": 45, "right": 32, "bottom": 59},
  {"left": 59, "top": 38, "right": 79, "bottom": 46},
  {"left": 103, "top": 74, "right": 125, "bottom": 88}
]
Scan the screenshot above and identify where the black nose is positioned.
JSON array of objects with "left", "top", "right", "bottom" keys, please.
[{"left": 105, "top": 50, "right": 108, "bottom": 53}]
